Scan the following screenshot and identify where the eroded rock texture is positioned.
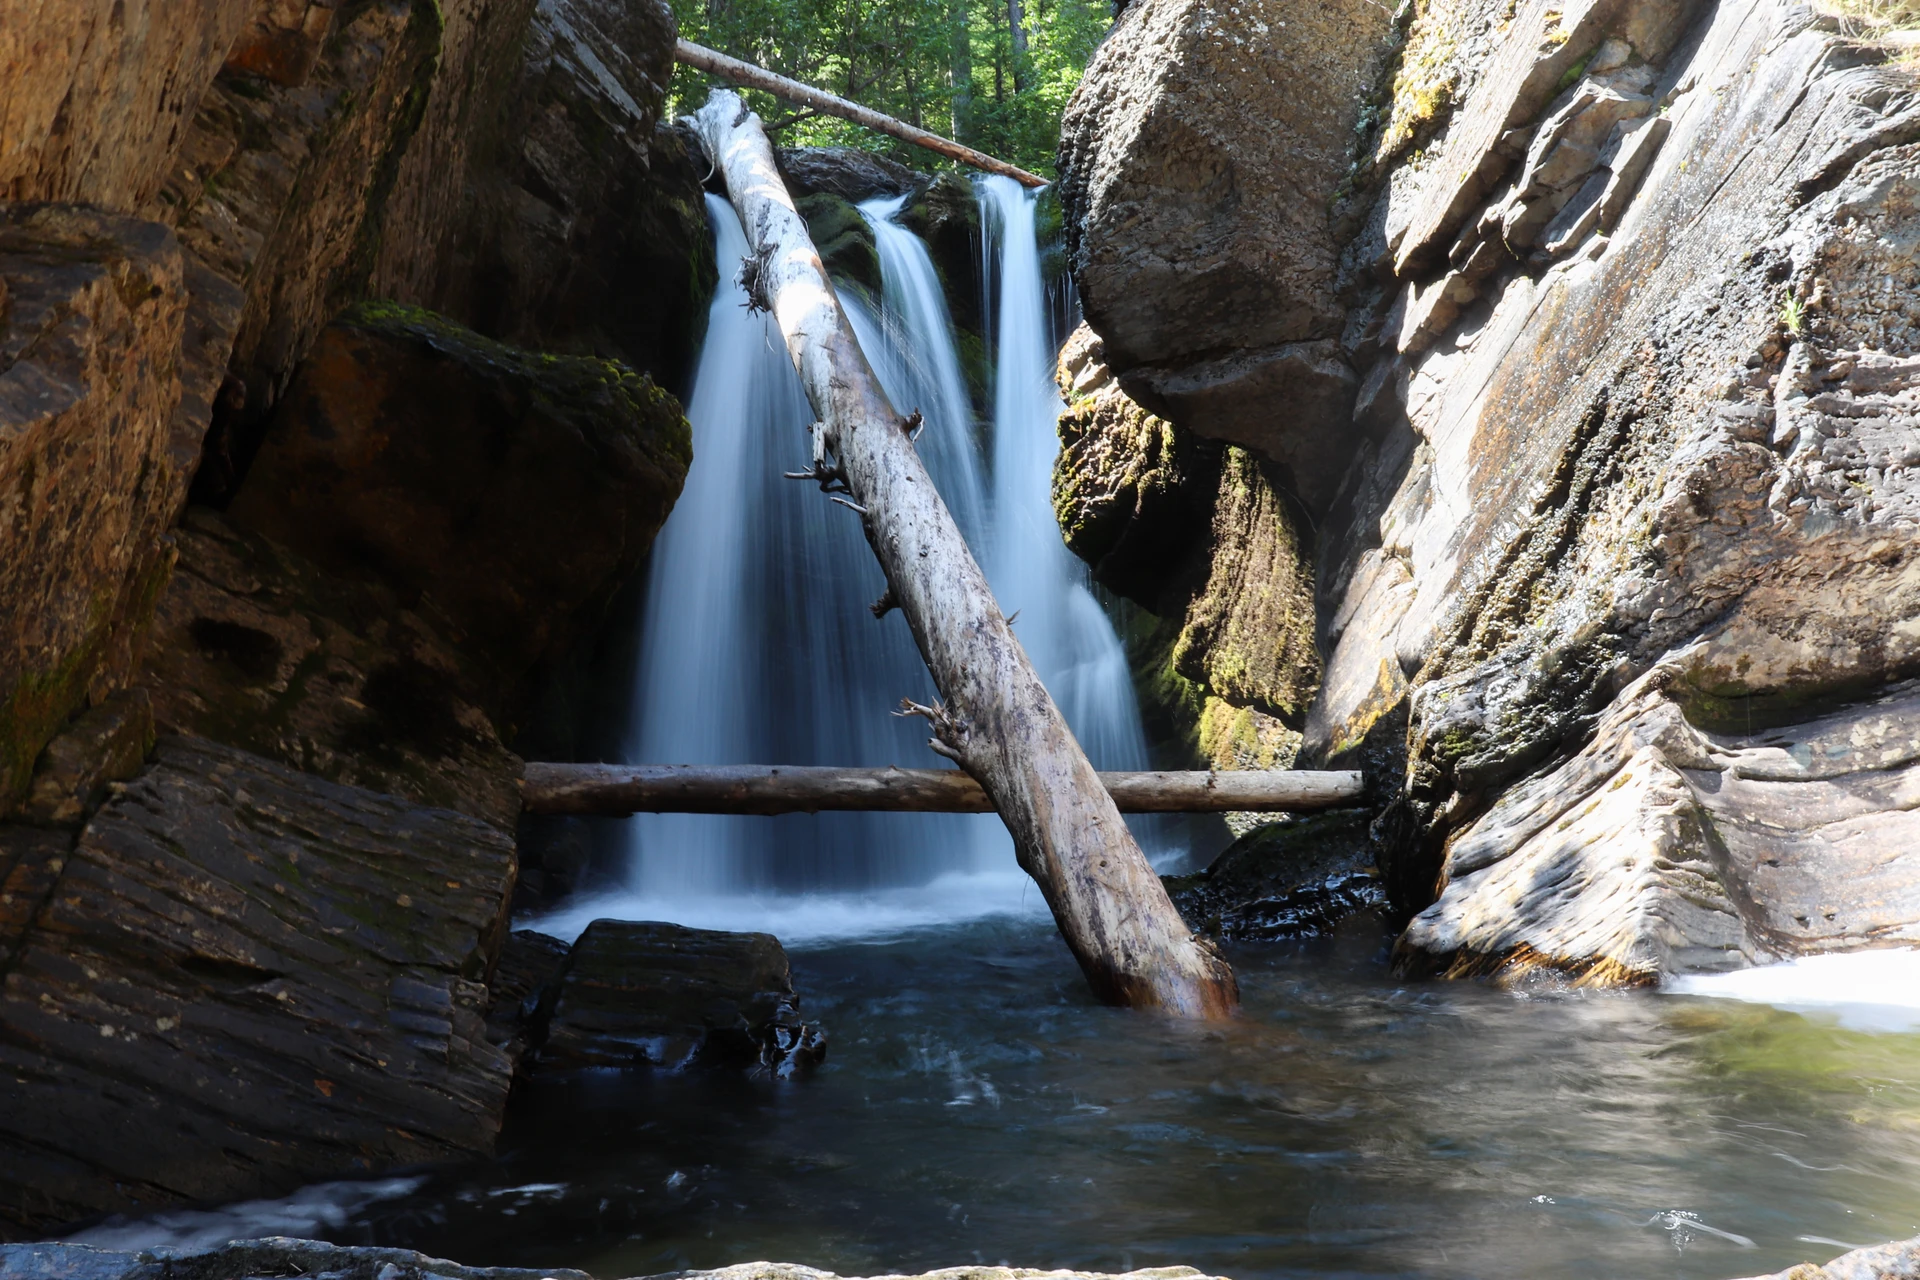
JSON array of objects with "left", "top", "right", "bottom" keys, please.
[
  {"left": 0, "top": 737, "right": 516, "bottom": 1237},
  {"left": 1057, "top": 0, "right": 1920, "bottom": 981}
]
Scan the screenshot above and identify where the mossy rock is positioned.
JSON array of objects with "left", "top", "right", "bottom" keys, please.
[{"left": 797, "top": 192, "right": 881, "bottom": 297}]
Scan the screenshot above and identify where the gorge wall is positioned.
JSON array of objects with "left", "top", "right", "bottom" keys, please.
[
  {"left": 0, "top": 0, "right": 711, "bottom": 1236},
  {"left": 1056, "top": 0, "right": 1920, "bottom": 981}
]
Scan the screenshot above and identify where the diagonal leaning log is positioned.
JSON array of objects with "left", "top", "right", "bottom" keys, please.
[{"left": 688, "top": 88, "right": 1239, "bottom": 1018}]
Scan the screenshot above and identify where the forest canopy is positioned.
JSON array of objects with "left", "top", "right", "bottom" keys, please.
[{"left": 665, "top": 0, "right": 1114, "bottom": 176}]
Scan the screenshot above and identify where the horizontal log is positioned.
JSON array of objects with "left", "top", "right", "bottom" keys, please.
[
  {"left": 521, "top": 763, "right": 1365, "bottom": 816},
  {"left": 674, "top": 40, "right": 1049, "bottom": 188}
]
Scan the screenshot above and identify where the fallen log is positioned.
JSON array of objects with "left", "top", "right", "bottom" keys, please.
[
  {"left": 523, "top": 764, "right": 1366, "bottom": 816},
  {"left": 674, "top": 40, "right": 1048, "bottom": 189},
  {"left": 689, "top": 88, "right": 1237, "bottom": 1018}
]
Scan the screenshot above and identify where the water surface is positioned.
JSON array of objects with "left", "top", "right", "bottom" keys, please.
[{"left": 80, "top": 917, "right": 1920, "bottom": 1280}]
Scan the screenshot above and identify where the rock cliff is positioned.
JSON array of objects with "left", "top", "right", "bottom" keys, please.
[
  {"left": 0, "top": 0, "right": 709, "bottom": 1237},
  {"left": 1057, "top": 0, "right": 1920, "bottom": 981}
]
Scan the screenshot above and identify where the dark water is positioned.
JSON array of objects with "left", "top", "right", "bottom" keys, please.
[{"left": 74, "top": 917, "right": 1920, "bottom": 1279}]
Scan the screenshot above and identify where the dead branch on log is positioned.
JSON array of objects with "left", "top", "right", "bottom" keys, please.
[
  {"left": 522, "top": 763, "right": 1368, "bottom": 816},
  {"left": 675, "top": 41, "right": 1048, "bottom": 189},
  {"left": 689, "top": 88, "right": 1237, "bottom": 1017}
]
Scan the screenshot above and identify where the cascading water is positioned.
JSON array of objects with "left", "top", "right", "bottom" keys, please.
[
  {"left": 974, "top": 176, "right": 1161, "bottom": 833},
  {"left": 537, "top": 184, "right": 1160, "bottom": 940}
]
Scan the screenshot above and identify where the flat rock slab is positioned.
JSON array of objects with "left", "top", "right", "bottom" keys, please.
[
  {"left": 0, "top": 1240, "right": 1227, "bottom": 1280},
  {"left": 537, "top": 919, "right": 825, "bottom": 1076},
  {"left": 0, "top": 737, "right": 517, "bottom": 1238}
]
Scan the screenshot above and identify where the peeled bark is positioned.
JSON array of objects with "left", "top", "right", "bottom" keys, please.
[
  {"left": 675, "top": 42, "right": 1046, "bottom": 188},
  {"left": 523, "top": 763, "right": 1366, "bottom": 816},
  {"left": 689, "top": 88, "right": 1238, "bottom": 1018}
]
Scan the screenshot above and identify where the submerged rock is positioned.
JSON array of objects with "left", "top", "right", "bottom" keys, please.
[
  {"left": 1734, "top": 1234, "right": 1920, "bottom": 1280},
  {"left": 1166, "top": 811, "right": 1385, "bottom": 940},
  {"left": 0, "top": 737, "right": 517, "bottom": 1238},
  {"left": 536, "top": 920, "right": 826, "bottom": 1077}
]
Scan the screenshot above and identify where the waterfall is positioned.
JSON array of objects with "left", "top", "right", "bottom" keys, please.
[
  {"left": 534, "top": 186, "right": 1160, "bottom": 943},
  {"left": 974, "top": 176, "right": 1157, "bottom": 799}
]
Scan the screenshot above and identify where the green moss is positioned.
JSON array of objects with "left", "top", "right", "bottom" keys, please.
[
  {"left": 341, "top": 300, "right": 692, "bottom": 469},
  {"left": 796, "top": 192, "right": 882, "bottom": 297}
]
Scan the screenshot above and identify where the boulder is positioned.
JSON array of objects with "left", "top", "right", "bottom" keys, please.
[
  {"left": 0, "top": 207, "right": 187, "bottom": 808},
  {"left": 0, "top": 736, "right": 517, "bottom": 1239},
  {"left": 1733, "top": 1234, "right": 1920, "bottom": 1280},
  {"left": 1165, "top": 810, "right": 1385, "bottom": 940},
  {"left": 536, "top": 920, "right": 826, "bottom": 1077},
  {"left": 481, "top": 929, "right": 573, "bottom": 1072},
  {"left": 1056, "top": 0, "right": 1390, "bottom": 504},
  {"left": 778, "top": 146, "right": 929, "bottom": 203},
  {"left": 226, "top": 303, "right": 691, "bottom": 699}
]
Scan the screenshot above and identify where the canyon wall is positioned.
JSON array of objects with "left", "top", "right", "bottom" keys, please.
[
  {"left": 1057, "top": 0, "right": 1920, "bottom": 980},
  {"left": 0, "top": 0, "right": 709, "bottom": 1235}
]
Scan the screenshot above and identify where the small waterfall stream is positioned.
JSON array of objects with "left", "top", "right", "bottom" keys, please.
[{"left": 539, "top": 182, "right": 1156, "bottom": 940}]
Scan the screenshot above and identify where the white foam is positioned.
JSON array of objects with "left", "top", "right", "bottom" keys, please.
[
  {"left": 63, "top": 1176, "right": 424, "bottom": 1252},
  {"left": 1665, "top": 948, "right": 1920, "bottom": 1032},
  {"left": 522, "top": 867, "right": 1051, "bottom": 948}
]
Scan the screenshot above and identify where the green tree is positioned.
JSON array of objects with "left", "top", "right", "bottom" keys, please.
[{"left": 667, "top": 0, "right": 1112, "bottom": 177}]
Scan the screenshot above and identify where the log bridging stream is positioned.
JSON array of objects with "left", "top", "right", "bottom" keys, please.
[
  {"left": 522, "top": 764, "right": 1366, "bottom": 816},
  {"left": 688, "top": 88, "right": 1238, "bottom": 1018}
]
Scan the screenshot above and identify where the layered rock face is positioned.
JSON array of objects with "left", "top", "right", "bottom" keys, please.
[
  {"left": 0, "top": 0, "right": 706, "bottom": 1238},
  {"left": 1058, "top": 0, "right": 1920, "bottom": 979}
]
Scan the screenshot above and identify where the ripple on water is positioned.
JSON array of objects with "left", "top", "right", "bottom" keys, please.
[{"left": 65, "top": 918, "right": 1920, "bottom": 1280}]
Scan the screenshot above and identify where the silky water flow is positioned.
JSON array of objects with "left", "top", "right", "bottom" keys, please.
[{"left": 535, "top": 188, "right": 1157, "bottom": 941}]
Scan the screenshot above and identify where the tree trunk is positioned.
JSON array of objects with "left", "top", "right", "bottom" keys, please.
[
  {"left": 523, "top": 764, "right": 1366, "bottom": 816},
  {"left": 1006, "top": 0, "right": 1028, "bottom": 91},
  {"left": 948, "top": 0, "right": 973, "bottom": 140},
  {"left": 688, "top": 88, "right": 1239, "bottom": 1019},
  {"left": 674, "top": 42, "right": 1045, "bottom": 188}
]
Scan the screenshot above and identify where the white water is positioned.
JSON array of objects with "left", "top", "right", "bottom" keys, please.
[
  {"left": 538, "top": 186, "right": 1156, "bottom": 941},
  {"left": 1667, "top": 948, "right": 1920, "bottom": 1032}
]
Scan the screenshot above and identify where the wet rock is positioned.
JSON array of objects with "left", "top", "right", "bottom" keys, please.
[
  {"left": 133, "top": 508, "right": 525, "bottom": 829},
  {"left": 0, "top": 736, "right": 517, "bottom": 1239},
  {"left": 1733, "top": 1233, "right": 1920, "bottom": 1280},
  {"left": 797, "top": 193, "right": 883, "bottom": 297},
  {"left": 17, "top": 692, "right": 155, "bottom": 827},
  {"left": 1398, "top": 669, "right": 1920, "bottom": 984},
  {"left": 482, "top": 929, "right": 572, "bottom": 1072},
  {"left": 537, "top": 920, "right": 826, "bottom": 1077},
  {"left": 227, "top": 304, "right": 691, "bottom": 699},
  {"left": 1166, "top": 810, "right": 1385, "bottom": 940},
  {"left": 902, "top": 170, "right": 987, "bottom": 341},
  {"left": 778, "top": 147, "right": 928, "bottom": 203},
  {"left": 0, "top": 207, "right": 187, "bottom": 808}
]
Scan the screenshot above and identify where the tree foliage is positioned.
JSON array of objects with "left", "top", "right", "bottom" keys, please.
[{"left": 666, "top": 0, "right": 1112, "bottom": 177}]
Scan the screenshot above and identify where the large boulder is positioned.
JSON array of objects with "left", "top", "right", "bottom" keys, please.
[
  {"left": 1165, "top": 810, "right": 1385, "bottom": 940},
  {"left": 0, "top": 736, "right": 517, "bottom": 1238},
  {"left": 226, "top": 303, "right": 690, "bottom": 701},
  {"left": 1057, "top": 0, "right": 1392, "bottom": 507},
  {"left": 778, "top": 146, "right": 928, "bottom": 203}
]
